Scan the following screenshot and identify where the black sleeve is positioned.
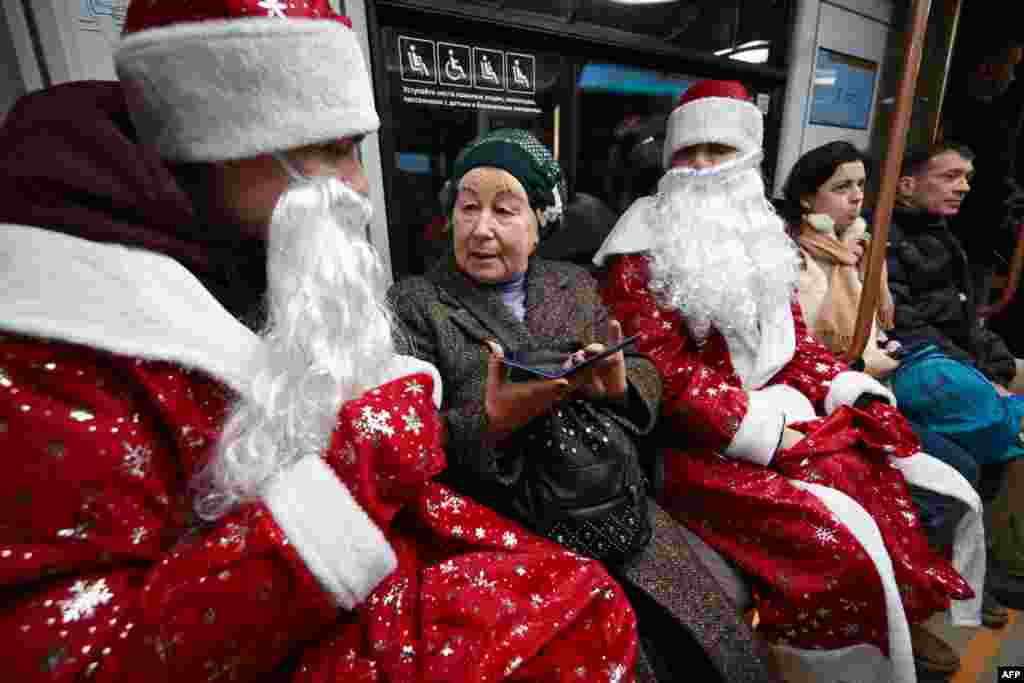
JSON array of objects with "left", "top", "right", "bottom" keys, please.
[
  {"left": 886, "top": 245, "right": 976, "bottom": 366},
  {"left": 969, "top": 325, "right": 1018, "bottom": 386}
]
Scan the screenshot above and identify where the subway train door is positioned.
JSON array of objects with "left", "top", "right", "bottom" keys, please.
[{"left": 374, "top": 26, "right": 567, "bottom": 279}]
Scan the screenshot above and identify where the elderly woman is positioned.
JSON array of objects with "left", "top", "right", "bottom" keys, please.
[
  {"left": 388, "top": 129, "right": 777, "bottom": 683},
  {"left": 782, "top": 140, "right": 1022, "bottom": 627}
]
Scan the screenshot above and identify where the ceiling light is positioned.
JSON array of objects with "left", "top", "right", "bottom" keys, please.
[
  {"left": 715, "top": 40, "right": 771, "bottom": 57},
  {"left": 730, "top": 48, "right": 769, "bottom": 64},
  {"left": 609, "top": 0, "right": 680, "bottom": 5}
]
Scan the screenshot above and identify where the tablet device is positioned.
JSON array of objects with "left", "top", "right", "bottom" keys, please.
[{"left": 501, "top": 334, "right": 641, "bottom": 381}]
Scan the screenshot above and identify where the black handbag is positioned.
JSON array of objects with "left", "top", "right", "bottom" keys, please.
[{"left": 506, "top": 374, "right": 653, "bottom": 564}]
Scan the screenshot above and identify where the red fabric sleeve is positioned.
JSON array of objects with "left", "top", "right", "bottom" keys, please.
[
  {"left": 768, "top": 301, "right": 849, "bottom": 409},
  {"left": 0, "top": 337, "right": 338, "bottom": 682},
  {"left": 325, "top": 372, "right": 446, "bottom": 531},
  {"left": 599, "top": 254, "right": 748, "bottom": 452}
]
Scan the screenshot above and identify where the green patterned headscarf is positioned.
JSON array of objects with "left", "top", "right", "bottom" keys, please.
[{"left": 449, "top": 128, "right": 566, "bottom": 240}]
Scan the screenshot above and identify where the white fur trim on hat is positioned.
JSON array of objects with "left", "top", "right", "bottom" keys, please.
[
  {"left": 116, "top": 18, "right": 379, "bottom": 162},
  {"left": 662, "top": 95, "right": 763, "bottom": 168}
]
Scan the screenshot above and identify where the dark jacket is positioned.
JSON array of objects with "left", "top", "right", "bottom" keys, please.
[
  {"left": 387, "top": 254, "right": 662, "bottom": 499},
  {"left": 886, "top": 206, "right": 1017, "bottom": 384}
]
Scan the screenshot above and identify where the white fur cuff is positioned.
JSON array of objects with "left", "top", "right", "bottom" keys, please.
[
  {"left": 762, "top": 384, "right": 817, "bottom": 423},
  {"left": 381, "top": 355, "right": 443, "bottom": 408},
  {"left": 725, "top": 389, "right": 787, "bottom": 466},
  {"left": 262, "top": 455, "right": 396, "bottom": 610},
  {"left": 825, "top": 371, "right": 896, "bottom": 415}
]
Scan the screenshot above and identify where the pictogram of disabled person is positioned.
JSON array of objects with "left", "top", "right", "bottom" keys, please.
[
  {"left": 407, "top": 44, "right": 430, "bottom": 77},
  {"left": 445, "top": 49, "right": 467, "bottom": 81},
  {"left": 512, "top": 59, "right": 530, "bottom": 88},
  {"left": 479, "top": 55, "right": 498, "bottom": 83}
]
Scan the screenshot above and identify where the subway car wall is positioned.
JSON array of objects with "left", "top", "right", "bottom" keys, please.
[{"left": 365, "top": 0, "right": 792, "bottom": 280}]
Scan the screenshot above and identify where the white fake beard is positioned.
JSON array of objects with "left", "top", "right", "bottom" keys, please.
[
  {"left": 197, "top": 177, "right": 396, "bottom": 519},
  {"left": 647, "top": 154, "right": 800, "bottom": 351}
]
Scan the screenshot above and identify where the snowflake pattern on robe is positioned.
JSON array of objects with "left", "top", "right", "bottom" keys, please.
[
  {"left": 257, "top": 0, "right": 288, "bottom": 19},
  {"left": 599, "top": 253, "right": 972, "bottom": 653},
  {"left": 0, "top": 331, "right": 639, "bottom": 681},
  {"left": 121, "top": 442, "right": 151, "bottom": 478},
  {"left": 353, "top": 405, "right": 394, "bottom": 442},
  {"left": 59, "top": 579, "right": 113, "bottom": 623},
  {"left": 401, "top": 406, "right": 423, "bottom": 435}
]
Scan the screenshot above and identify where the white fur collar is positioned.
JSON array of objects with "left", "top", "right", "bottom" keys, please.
[
  {"left": 0, "top": 224, "right": 444, "bottom": 407},
  {"left": 0, "top": 223, "right": 263, "bottom": 396},
  {"left": 728, "top": 301, "right": 795, "bottom": 389},
  {"left": 592, "top": 195, "right": 658, "bottom": 267}
]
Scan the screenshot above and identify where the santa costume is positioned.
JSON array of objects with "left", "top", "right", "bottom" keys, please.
[
  {"left": 0, "top": 2, "right": 638, "bottom": 681},
  {"left": 594, "top": 80, "right": 984, "bottom": 683}
]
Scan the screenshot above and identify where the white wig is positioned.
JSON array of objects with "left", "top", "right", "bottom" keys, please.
[
  {"left": 196, "top": 176, "right": 395, "bottom": 519},
  {"left": 647, "top": 151, "right": 800, "bottom": 349}
]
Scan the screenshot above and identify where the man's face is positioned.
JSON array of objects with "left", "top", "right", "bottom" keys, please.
[
  {"left": 208, "top": 136, "right": 369, "bottom": 239},
  {"left": 670, "top": 142, "right": 740, "bottom": 171},
  {"left": 901, "top": 150, "right": 973, "bottom": 217}
]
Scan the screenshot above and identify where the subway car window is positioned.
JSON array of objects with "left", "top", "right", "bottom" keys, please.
[
  {"left": 573, "top": 0, "right": 785, "bottom": 66},
  {"left": 381, "top": 28, "right": 564, "bottom": 278},
  {"left": 574, "top": 63, "right": 697, "bottom": 216}
]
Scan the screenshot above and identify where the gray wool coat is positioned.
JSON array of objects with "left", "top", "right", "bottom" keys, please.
[
  {"left": 387, "top": 254, "right": 662, "bottom": 487},
  {"left": 388, "top": 254, "right": 776, "bottom": 683}
]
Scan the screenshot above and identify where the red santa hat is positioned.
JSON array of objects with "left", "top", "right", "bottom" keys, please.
[
  {"left": 115, "top": 0, "right": 378, "bottom": 162},
  {"left": 662, "top": 80, "right": 763, "bottom": 168}
]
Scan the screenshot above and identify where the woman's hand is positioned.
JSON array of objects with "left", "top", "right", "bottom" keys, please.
[
  {"left": 851, "top": 236, "right": 868, "bottom": 263},
  {"left": 483, "top": 341, "right": 578, "bottom": 441},
  {"left": 565, "top": 319, "right": 629, "bottom": 402}
]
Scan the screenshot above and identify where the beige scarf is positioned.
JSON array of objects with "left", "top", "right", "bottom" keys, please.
[{"left": 796, "top": 218, "right": 894, "bottom": 356}]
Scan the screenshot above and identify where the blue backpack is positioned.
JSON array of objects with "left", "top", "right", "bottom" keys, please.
[{"left": 890, "top": 343, "right": 1024, "bottom": 465}]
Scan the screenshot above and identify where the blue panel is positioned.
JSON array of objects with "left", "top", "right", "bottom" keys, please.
[
  {"left": 396, "top": 152, "right": 432, "bottom": 174},
  {"left": 577, "top": 63, "right": 693, "bottom": 98},
  {"left": 809, "top": 48, "right": 878, "bottom": 130}
]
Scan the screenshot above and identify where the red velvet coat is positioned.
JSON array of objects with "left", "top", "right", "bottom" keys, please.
[
  {"left": 599, "top": 254, "right": 970, "bottom": 652},
  {"left": 0, "top": 334, "right": 637, "bottom": 682}
]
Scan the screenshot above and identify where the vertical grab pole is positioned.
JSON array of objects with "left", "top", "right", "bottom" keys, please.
[{"left": 847, "top": 0, "right": 933, "bottom": 361}]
